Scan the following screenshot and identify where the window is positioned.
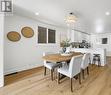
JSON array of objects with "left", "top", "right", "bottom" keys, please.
[
  {"left": 38, "top": 26, "right": 56, "bottom": 44},
  {"left": 38, "top": 26, "right": 47, "bottom": 43},
  {"left": 48, "top": 29, "right": 56, "bottom": 43},
  {"left": 102, "top": 38, "right": 108, "bottom": 44}
]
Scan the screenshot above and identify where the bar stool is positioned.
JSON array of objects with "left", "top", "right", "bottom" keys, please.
[{"left": 92, "top": 54, "right": 101, "bottom": 67}]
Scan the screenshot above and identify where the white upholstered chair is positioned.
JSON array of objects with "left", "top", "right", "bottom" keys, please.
[
  {"left": 58, "top": 55, "right": 83, "bottom": 92},
  {"left": 43, "top": 52, "right": 62, "bottom": 81},
  {"left": 81, "top": 53, "right": 90, "bottom": 79}
]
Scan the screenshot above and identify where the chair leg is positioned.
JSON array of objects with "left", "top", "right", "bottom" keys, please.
[
  {"left": 58, "top": 72, "right": 60, "bottom": 84},
  {"left": 87, "top": 67, "right": 89, "bottom": 75},
  {"left": 51, "top": 69, "right": 53, "bottom": 81},
  {"left": 70, "top": 78, "right": 73, "bottom": 92},
  {"left": 82, "top": 69, "right": 85, "bottom": 79},
  {"left": 98, "top": 60, "right": 101, "bottom": 67},
  {"left": 55, "top": 68, "right": 57, "bottom": 79},
  {"left": 44, "top": 67, "right": 46, "bottom": 76},
  {"left": 78, "top": 73, "right": 81, "bottom": 84}
]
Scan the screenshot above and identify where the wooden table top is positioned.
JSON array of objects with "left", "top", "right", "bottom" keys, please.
[{"left": 42, "top": 52, "right": 82, "bottom": 63}]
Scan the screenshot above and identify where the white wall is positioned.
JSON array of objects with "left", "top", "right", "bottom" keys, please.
[
  {"left": 0, "top": 14, "right": 4, "bottom": 87},
  {"left": 4, "top": 14, "right": 67, "bottom": 75},
  {"left": 91, "top": 33, "right": 111, "bottom": 56}
]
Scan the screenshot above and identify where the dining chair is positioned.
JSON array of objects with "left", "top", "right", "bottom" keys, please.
[
  {"left": 81, "top": 53, "right": 90, "bottom": 79},
  {"left": 43, "top": 52, "right": 62, "bottom": 81},
  {"left": 58, "top": 55, "right": 83, "bottom": 92}
]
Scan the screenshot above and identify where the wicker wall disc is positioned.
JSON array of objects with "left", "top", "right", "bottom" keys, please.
[
  {"left": 21, "top": 27, "right": 34, "bottom": 38},
  {"left": 7, "top": 31, "right": 21, "bottom": 42}
]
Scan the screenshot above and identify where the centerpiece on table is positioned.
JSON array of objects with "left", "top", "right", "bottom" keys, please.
[{"left": 60, "top": 39, "right": 71, "bottom": 53}]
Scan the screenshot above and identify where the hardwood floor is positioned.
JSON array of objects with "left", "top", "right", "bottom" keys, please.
[{"left": 0, "top": 57, "right": 111, "bottom": 95}]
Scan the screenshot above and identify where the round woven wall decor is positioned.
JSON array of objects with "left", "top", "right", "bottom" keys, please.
[
  {"left": 7, "top": 31, "right": 21, "bottom": 42},
  {"left": 21, "top": 27, "right": 34, "bottom": 38}
]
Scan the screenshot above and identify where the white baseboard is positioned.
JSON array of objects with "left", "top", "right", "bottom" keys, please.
[{"left": 4, "top": 64, "right": 43, "bottom": 75}]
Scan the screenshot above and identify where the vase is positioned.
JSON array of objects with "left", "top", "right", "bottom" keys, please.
[{"left": 62, "top": 47, "right": 66, "bottom": 53}]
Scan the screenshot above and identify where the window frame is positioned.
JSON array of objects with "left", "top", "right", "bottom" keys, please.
[
  {"left": 38, "top": 26, "right": 47, "bottom": 44},
  {"left": 48, "top": 28, "right": 56, "bottom": 44},
  {"left": 37, "top": 26, "right": 56, "bottom": 45}
]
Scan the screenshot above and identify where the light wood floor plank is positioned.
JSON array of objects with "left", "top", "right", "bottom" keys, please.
[{"left": 0, "top": 57, "right": 111, "bottom": 95}]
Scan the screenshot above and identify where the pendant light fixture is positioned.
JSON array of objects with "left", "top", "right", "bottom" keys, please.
[{"left": 65, "top": 12, "right": 77, "bottom": 25}]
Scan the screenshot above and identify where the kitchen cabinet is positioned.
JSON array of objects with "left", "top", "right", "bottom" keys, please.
[{"left": 71, "top": 48, "right": 106, "bottom": 66}]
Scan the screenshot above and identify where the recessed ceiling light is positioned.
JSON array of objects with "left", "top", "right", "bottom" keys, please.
[
  {"left": 105, "top": 12, "right": 110, "bottom": 16},
  {"left": 35, "top": 12, "right": 39, "bottom": 15}
]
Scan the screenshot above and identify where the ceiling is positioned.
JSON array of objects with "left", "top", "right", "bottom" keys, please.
[{"left": 13, "top": 0, "right": 111, "bottom": 34}]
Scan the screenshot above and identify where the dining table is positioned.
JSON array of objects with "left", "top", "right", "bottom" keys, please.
[{"left": 42, "top": 52, "right": 82, "bottom": 63}]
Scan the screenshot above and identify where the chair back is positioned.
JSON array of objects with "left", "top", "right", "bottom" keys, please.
[
  {"left": 69, "top": 55, "right": 83, "bottom": 78},
  {"left": 81, "top": 53, "right": 90, "bottom": 69}
]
